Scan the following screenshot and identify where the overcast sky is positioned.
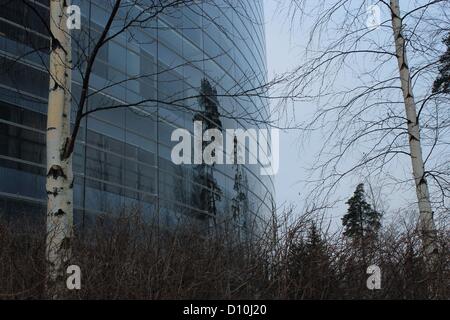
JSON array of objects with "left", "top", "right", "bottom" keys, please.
[
  {"left": 263, "top": 0, "right": 332, "bottom": 214},
  {"left": 264, "top": 0, "right": 308, "bottom": 209}
]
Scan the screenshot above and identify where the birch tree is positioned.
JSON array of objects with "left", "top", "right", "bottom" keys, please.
[
  {"left": 390, "top": 0, "right": 437, "bottom": 260},
  {"left": 46, "top": 0, "right": 73, "bottom": 298}
]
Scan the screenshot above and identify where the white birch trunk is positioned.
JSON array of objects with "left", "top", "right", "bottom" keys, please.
[
  {"left": 46, "top": 0, "right": 73, "bottom": 298},
  {"left": 390, "top": 0, "right": 437, "bottom": 259}
]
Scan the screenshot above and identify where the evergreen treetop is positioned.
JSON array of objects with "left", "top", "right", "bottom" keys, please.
[{"left": 342, "top": 183, "right": 382, "bottom": 240}]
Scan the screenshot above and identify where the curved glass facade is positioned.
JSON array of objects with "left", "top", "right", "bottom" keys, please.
[{"left": 0, "top": 0, "right": 274, "bottom": 234}]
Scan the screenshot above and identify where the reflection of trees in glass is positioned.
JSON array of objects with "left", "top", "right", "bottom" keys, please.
[
  {"left": 231, "top": 135, "right": 249, "bottom": 239},
  {"left": 192, "top": 78, "right": 223, "bottom": 227},
  {"left": 172, "top": 167, "right": 188, "bottom": 221}
]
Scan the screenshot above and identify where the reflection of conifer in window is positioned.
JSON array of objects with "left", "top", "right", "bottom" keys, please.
[
  {"left": 192, "top": 79, "right": 223, "bottom": 224},
  {"left": 231, "top": 136, "right": 249, "bottom": 238}
]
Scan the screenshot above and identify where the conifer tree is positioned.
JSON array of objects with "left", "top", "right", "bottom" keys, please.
[
  {"left": 433, "top": 32, "right": 450, "bottom": 94},
  {"left": 342, "top": 183, "right": 382, "bottom": 240},
  {"left": 287, "top": 222, "right": 334, "bottom": 299}
]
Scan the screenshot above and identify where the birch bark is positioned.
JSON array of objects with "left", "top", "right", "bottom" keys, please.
[
  {"left": 390, "top": 0, "right": 437, "bottom": 259},
  {"left": 46, "top": 0, "right": 73, "bottom": 298}
]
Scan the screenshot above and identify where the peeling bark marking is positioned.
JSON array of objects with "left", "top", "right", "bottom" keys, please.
[
  {"left": 47, "top": 165, "right": 67, "bottom": 180},
  {"left": 47, "top": 189, "right": 58, "bottom": 197},
  {"left": 51, "top": 81, "right": 60, "bottom": 92},
  {"left": 51, "top": 37, "right": 68, "bottom": 56},
  {"left": 419, "top": 176, "right": 428, "bottom": 186},
  {"left": 55, "top": 209, "right": 66, "bottom": 216},
  {"left": 60, "top": 237, "right": 71, "bottom": 250},
  {"left": 391, "top": 12, "right": 398, "bottom": 20},
  {"left": 51, "top": 38, "right": 63, "bottom": 51},
  {"left": 61, "top": 137, "right": 71, "bottom": 160}
]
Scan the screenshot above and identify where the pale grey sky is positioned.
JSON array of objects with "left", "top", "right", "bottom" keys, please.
[{"left": 263, "top": 0, "right": 338, "bottom": 215}]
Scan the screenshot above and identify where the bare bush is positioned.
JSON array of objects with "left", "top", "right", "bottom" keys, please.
[{"left": 0, "top": 208, "right": 448, "bottom": 300}]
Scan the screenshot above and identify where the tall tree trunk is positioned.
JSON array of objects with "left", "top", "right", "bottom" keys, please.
[
  {"left": 390, "top": 0, "right": 437, "bottom": 259},
  {"left": 46, "top": 0, "right": 73, "bottom": 299}
]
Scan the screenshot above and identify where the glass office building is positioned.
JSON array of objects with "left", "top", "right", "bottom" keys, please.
[{"left": 0, "top": 0, "right": 274, "bottom": 233}]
